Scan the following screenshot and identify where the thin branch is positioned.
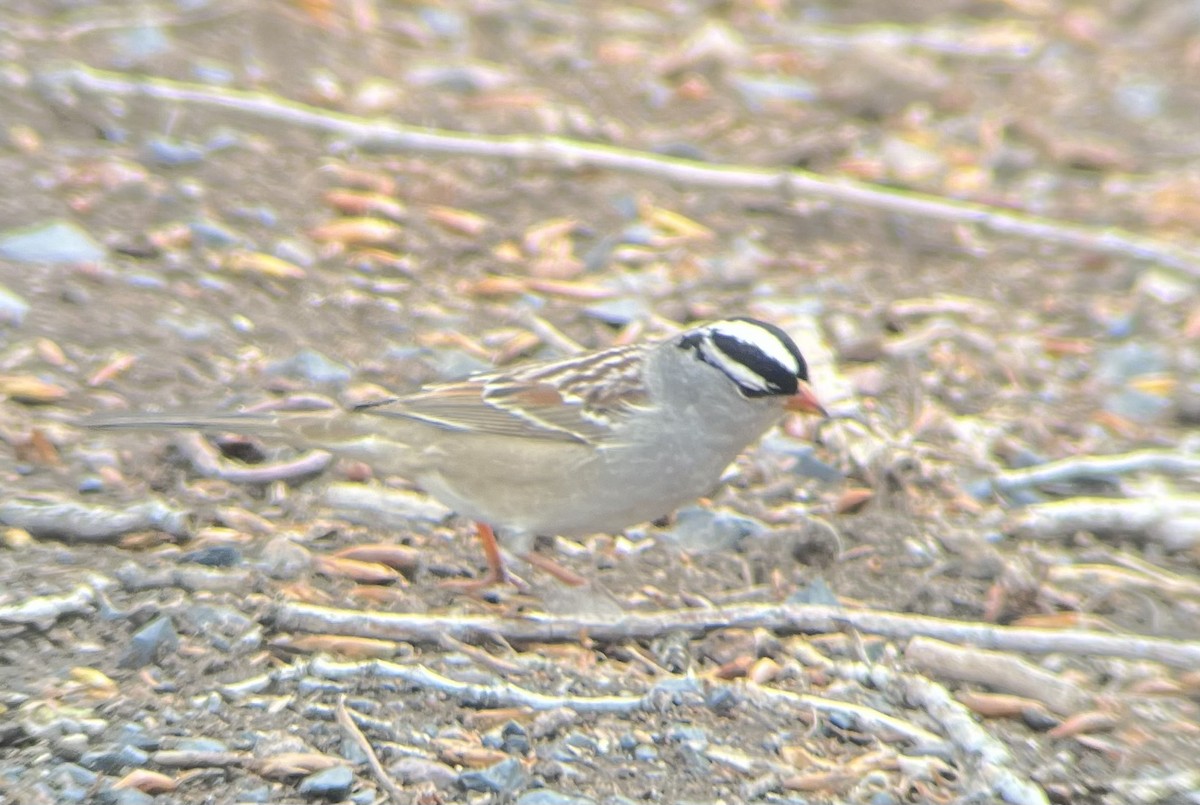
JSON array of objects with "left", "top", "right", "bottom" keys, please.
[
  {"left": 1011, "top": 497, "right": 1200, "bottom": 544},
  {"left": 47, "top": 64, "right": 1200, "bottom": 278},
  {"left": 309, "top": 656, "right": 704, "bottom": 714},
  {"left": 271, "top": 601, "right": 1200, "bottom": 669},
  {"left": 903, "top": 636, "right": 1085, "bottom": 715},
  {"left": 315, "top": 657, "right": 945, "bottom": 754},
  {"left": 994, "top": 450, "right": 1200, "bottom": 494},
  {"left": 0, "top": 497, "right": 190, "bottom": 542},
  {"left": 742, "top": 684, "right": 946, "bottom": 748},
  {"left": 873, "top": 665, "right": 1048, "bottom": 805},
  {"left": 0, "top": 585, "right": 94, "bottom": 628},
  {"left": 789, "top": 646, "right": 1047, "bottom": 805},
  {"left": 335, "top": 695, "right": 404, "bottom": 804},
  {"left": 174, "top": 432, "right": 333, "bottom": 485}
]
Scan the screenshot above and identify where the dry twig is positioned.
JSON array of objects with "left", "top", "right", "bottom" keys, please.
[
  {"left": 791, "top": 645, "right": 1048, "bottom": 805},
  {"left": 904, "top": 636, "right": 1085, "bottom": 715},
  {"left": 0, "top": 585, "right": 94, "bottom": 628},
  {"left": 994, "top": 450, "right": 1200, "bottom": 494},
  {"left": 0, "top": 497, "right": 189, "bottom": 541},
  {"left": 308, "top": 656, "right": 704, "bottom": 713},
  {"left": 49, "top": 64, "right": 1200, "bottom": 278},
  {"left": 175, "top": 432, "right": 333, "bottom": 484},
  {"left": 335, "top": 695, "right": 403, "bottom": 804},
  {"left": 273, "top": 601, "right": 1200, "bottom": 669},
  {"left": 1011, "top": 497, "right": 1200, "bottom": 548}
]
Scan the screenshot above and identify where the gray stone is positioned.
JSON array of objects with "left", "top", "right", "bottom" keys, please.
[{"left": 297, "top": 764, "right": 354, "bottom": 800}]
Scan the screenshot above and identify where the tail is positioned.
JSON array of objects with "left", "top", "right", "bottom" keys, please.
[
  {"left": 82, "top": 410, "right": 288, "bottom": 438},
  {"left": 84, "top": 405, "right": 416, "bottom": 476}
]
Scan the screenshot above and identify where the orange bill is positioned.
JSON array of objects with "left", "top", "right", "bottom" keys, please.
[{"left": 784, "top": 380, "right": 828, "bottom": 417}]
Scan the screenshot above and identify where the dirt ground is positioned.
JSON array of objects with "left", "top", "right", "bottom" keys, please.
[{"left": 1, "top": 1, "right": 1199, "bottom": 804}]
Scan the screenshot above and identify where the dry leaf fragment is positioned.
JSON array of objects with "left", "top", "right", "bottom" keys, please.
[
  {"left": 642, "top": 205, "right": 714, "bottom": 241},
  {"left": 1009, "top": 611, "right": 1113, "bottom": 630},
  {"left": 0, "top": 375, "right": 69, "bottom": 403},
  {"left": 347, "top": 585, "right": 414, "bottom": 605},
  {"left": 1130, "top": 374, "right": 1177, "bottom": 396},
  {"left": 1042, "top": 336, "right": 1092, "bottom": 356},
  {"left": 313, "top": 555, "right": 402, "bottom": 584},
  {"left": 834, "top": 487, "right": 873, "bottom": 514},
  {"left": 779, "top": 744, "right": 826, "bottom": 768},
  {"left": 321, "top": 164, "right": 396, "bottom": 195},
  {"left": 215, "top": 507, "right": 277, "bottom": 536},
  {"left": 492, "top": 240, "right": 523, "bottom": 263},
  {"left": 1047, "top": 709, "right": 1121, "bottom": 739},
  {"left": 251, "top": 752, "right": 346, "bottom": 779},
  {"left": 114, "top": 769, "right": 178, "bottom": 794},
  {"left": 69, "top": 666, "right": 120, "bottom": 699},
  {"left": 323, "top": 189, "right": 407, "bottom": 221},
  {"left": 13, "top": 428, "right": 61, "bottom": 466},
  {"left": 35, "top": 338, "right": 67, "bottom": 367},
  {"left": 333, "top": 543, "right": 421, "bottom": 570},
  {"left": 712, "top": 655, "right": 755, "bottom": 679},
  {"left": 87, "top": 353, "right": 138, "bottom": 387},
  {"left": 432, "top": 738, "right": 509, "bottom": 767},
  {"left": 523, "top": 218, "right": 579, "bottom": 253},
  {"left": 783, "top": 770, "right": 860, "bottom": 793},
  {"left": 748, "top": 657, "right": 781, "bottom": 683},
  {"left": 492, "top": 330, "right": 543, "bottom": 363},
  {"left": 192, "top": 526, "right": 254, "bottom": 547},
  {"left": 309, "top": 217, "right": 403, "bottom": 246},
  {"left": 464, "top": 276, "right": 527, "bottom": 296},
  {"left": 957, "top": 691, "right": 1047, "bottom": 719},
  {"left": 147, "top": 222, "right": 193, "bottom": 250},
  {"left": 1184, "top": 304, "right": 1200, "bottom": 339},
  {"left": 524, "top": 278, "right": 614, "bottom": 300},
  {"left": 282, "top": 634, "right": 400, "bottom": 659},
  {"left": 427, "top": 205, "right": 490, "bottom": 237},
  {"left": 226, "top": 251, "right": 307, "bottom": 280},
  {"left": 2, "top": 528, "right": 33, "bottom": 548},
  {"left": 1128, "top": 677, "right": 1184, "bottom": 696},
  {"left": 462, "top": 708, "right": 535, "bottom": 730},
  {"left": 278, "top": 581, "right": 335, "bottom": 604}
]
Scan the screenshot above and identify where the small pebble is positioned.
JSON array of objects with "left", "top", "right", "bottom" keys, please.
[
  {"left": 516, "top": 791, "right": 599, "bottom": 805},
  {"left": 459, "top": 757, "right": 528, "bottom": 794},
  {"left": 633, "top": 744, "right": 659, "bottom": 762},
  {"left": 787, "top": 577, "right": 839, "bottom": 606},
  {"left": 79, "top": 744, "right": 150, "bottom": 773},
  {"left": 661, "top": 507, "right": 766, "bottom": 553},
  {"left": 119, "top": 616, "right": 179, "bottom": 669},
  {"left": 179, "top": 545, "right": 242, "bottom": 567},
  {"left": 141, "top": 136, "right": 208, "bottom": 166},
  {"left": 175, "top": 737, "right": 229, "bottom": 752},
  {"left": 268, "top": 348, "right": 353, "bottom": 385},
  {"left": 297, "top": 765, "right": 354, "bottom": 800},
  {"left": 189, "top": 218, "right": 242, "bottom": 248},
  {"left": 501, "top": 721, "right": 531, "bottom": 755},
  {"left": 0, "top": 282, "right": 30, "bottom": 325},
  {"left": 96, "top": 787, "right": 155, "bottom": 805},
  {"left": 237, "top": 783, "right": 272, "bottom": 803},
  {"left": 388, "top": 757, "right": 457, "bottom": 788},
  {"left": 258, "top": 535, "right": 313, "bottom": 579},
  {"left": 0, "top": 220, "right": 105, "bottom": 264}
]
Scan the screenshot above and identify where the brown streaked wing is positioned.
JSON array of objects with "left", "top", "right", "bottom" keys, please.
[
  {"left": 355, "top": 381, "right": 594, "bottom": 444},
  {"left": 354, "top": 341, "right": 653, "bottom": 444}
]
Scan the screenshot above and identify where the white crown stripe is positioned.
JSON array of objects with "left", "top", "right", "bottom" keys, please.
[
  {"left": 700, "top": 342, "right": 772, "bottom": 391},
  {"left": 708, "top": 320, "right": 801, "bottom": 375}
]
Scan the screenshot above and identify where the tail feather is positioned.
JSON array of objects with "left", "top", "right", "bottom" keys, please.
[{"left": 82, "top": 411, "right": 286, "bottom": 437}]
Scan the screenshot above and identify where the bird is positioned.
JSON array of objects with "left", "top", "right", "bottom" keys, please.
[{"left": 87, "top": 317, "right": 826, "bottom": 586}]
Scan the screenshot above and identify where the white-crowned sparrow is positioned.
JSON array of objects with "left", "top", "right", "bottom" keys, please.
[{"left": 89, "top": 317, "right": 826, "bottom": 585}]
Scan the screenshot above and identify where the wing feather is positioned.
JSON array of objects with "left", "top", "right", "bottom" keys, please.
[{"left": 354, "top": 342, "right": 653, "bottom": 445}]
